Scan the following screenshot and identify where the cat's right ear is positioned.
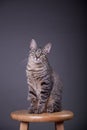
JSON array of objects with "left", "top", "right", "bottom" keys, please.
[
  {"left": 30, "top": 39, "right": 37, "bottom": 50},
  {"left": 43, "top": 43, "right": 52, "bottom": 54}
]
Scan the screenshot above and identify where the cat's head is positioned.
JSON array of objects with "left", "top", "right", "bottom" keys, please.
[{"left": 29, "top": 39, "right": 52, "bottom": 64}]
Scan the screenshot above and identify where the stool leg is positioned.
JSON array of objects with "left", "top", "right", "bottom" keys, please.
[
  {"left": 55, "top": 122, "right": 64, "bottom": 130},
  {"left": 20, "top": 122, "right": 29, "bottom": 130}
]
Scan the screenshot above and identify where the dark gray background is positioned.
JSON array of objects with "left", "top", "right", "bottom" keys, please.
[{"left": 0, "top": 0, "right": 86, "bottom": 130}]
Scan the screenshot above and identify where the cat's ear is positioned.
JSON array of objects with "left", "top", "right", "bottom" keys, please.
[
  {"left": 30, "top": 39, "right": 37, "bottom": 50},
  {"left": 43, "top": 43, "right": 52, "bottom": 54}
]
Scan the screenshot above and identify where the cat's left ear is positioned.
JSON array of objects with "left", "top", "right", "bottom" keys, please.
[{"left": 43, "top": 43, "right": 52, "bottom": 54}]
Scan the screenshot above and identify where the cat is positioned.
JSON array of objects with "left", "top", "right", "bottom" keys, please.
[{"left": 26, "top": 39, "right": 63, "bottom": 114}]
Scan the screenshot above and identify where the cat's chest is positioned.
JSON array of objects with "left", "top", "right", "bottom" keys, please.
[{"left": 29, "top": 71, "right": 41, "bottom": 95}]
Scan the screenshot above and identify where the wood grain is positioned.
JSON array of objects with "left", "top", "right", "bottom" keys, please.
[{"left": 10, "top": 110, "right": 74, "bottom": 122}]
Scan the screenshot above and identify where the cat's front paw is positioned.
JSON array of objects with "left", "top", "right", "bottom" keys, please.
[
  {"left": 28, "top": 106, "right": 34, "bottom": 113},
  {"left": 30, "top": 108, "right": 44, "bottom": 114},
  {"left": 37, "top": 104, "right": 45, "bottom": 114},
  {"left": 28, "top": 105, "right": 36, "bottom": 113},
  {"left": 46, "top": 105, "right": 54, "bottom": 113},
  {"left": 28, "top": 108, "right": 34, "bottom": 113},
  {"left": 47, "top": 108, "right": 53, "bottom": 113}
]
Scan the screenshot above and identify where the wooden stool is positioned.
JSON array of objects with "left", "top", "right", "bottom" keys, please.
[{"left": 10, "top": 110, "right": 74, "bottom": 130}]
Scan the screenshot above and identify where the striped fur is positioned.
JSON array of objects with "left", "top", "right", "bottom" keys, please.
[{"left": 26, "top": 39, "right": 63, "bottom": 113}]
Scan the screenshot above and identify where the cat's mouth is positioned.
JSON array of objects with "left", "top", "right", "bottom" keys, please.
[
  {"left": 35, "top": 57, "right": 40, "bottom": 61},
  {"left": 33, "top": 57, "right": 41, "bottom": 63},
  {"left": 29, "top": 55, "right": 41, "bottom": 64}
]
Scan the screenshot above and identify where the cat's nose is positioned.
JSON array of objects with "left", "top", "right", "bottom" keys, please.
[{"left": 35, "top": 53, "right": 40, "bottom": 58}]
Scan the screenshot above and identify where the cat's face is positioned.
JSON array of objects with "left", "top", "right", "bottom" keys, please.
[{"left": 29, "top": 39, "right": 52, "bottom": 64}]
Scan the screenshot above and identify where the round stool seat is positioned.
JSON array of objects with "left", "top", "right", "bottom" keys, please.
[
  {"left": 10, "top": 110, "right": 74, "bottom": 130},
  {"left": 11, "top": 110, "right": 73, "bottom": 122}
]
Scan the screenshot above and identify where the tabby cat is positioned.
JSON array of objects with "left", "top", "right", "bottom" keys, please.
[{"left": 26, "top": 39, "right": 63, "bottom": 114}]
